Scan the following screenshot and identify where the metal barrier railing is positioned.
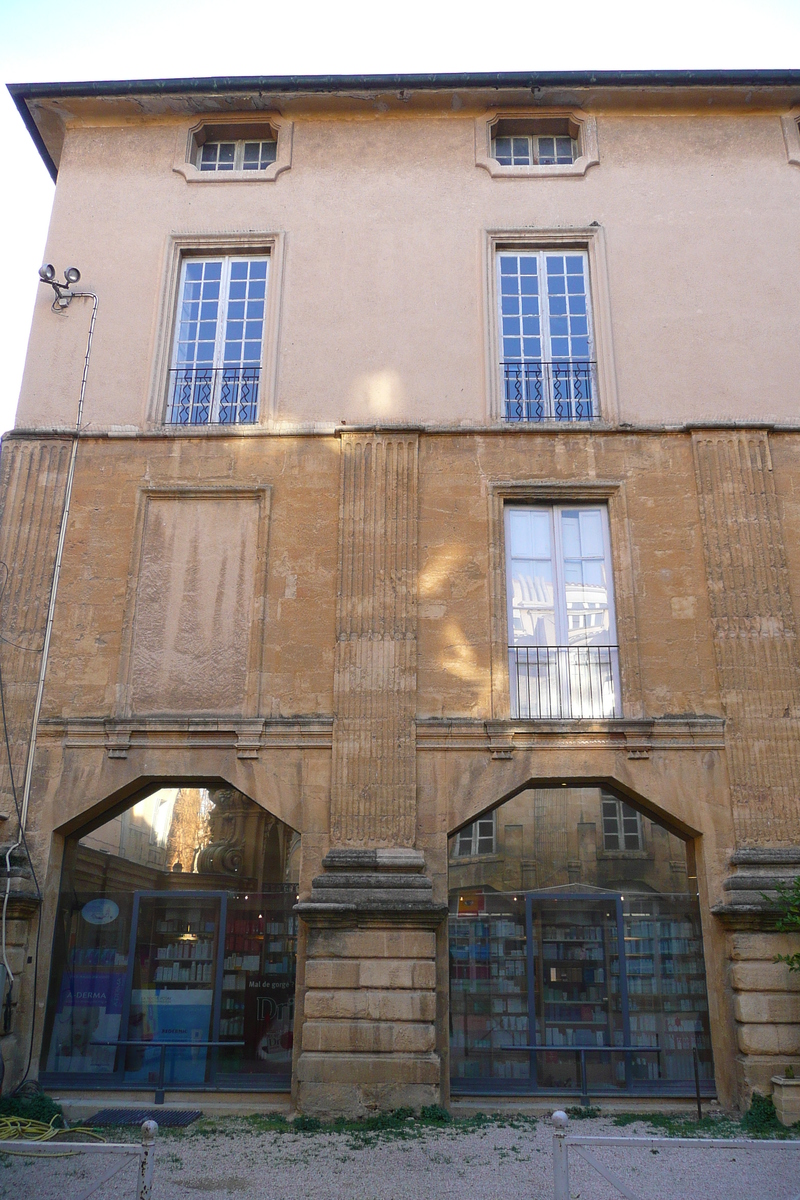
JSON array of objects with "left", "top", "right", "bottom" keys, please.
[
  {"left": 518, "top": 1044, "right": 662, "bottom": 1106},
  {"left": 91, "top": 1039, "right": 244, "bottom": 1103},
  {"left": 4, "top": 1118, "right": 157, "bottom": 1200},
  {"left": 166, "top": 365, "right": 260, "bottom": 425},
  {"left": 509, "top": 645, "right": 620, "bottom": 718},
  {"left": 551, "top": 1111, "right": 800, "bottom": 1200},
  {"left": 501, "top": 360, "right": 598, "bottom": 423}
]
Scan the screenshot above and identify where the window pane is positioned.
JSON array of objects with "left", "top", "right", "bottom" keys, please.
[
  {"left": 622, "top": 804, "right": 642, "bottom": 850},
  {"left": 555, "top": 137, "right": 576, "bottom": 164},
  {"left": 509, "top": 510, "right": 555, "bottom": 645},
  {"left": 511, "top": 137, "right": 531, "bottom": 165},
  {"left": 602, "top": 799, "right": 620, "bottom": 849},
  {"left": 199, "top": 144, "right": 218, "bottom": 171},
  {"left": 560, "top": 509, "right": 610, "bottom": 643},
  {"left": 544, "top": 255, "right": 591, "bottom": 364},
  {"left": 537, "top": 136, "right": 556, "bottom": 164},
  {"left": 457, "top": 827, "right": 474, "bottom": 856},
  {"left": 223, "top": 260, "right": 268, "bottom": 366},
  {"left": 499, "top": 256, "right": 540, "bottom": 364},
  {"left": 174, "top": 261, "right": 221, "bottom": 367},
  {"left": 217, "top": 143, "right": 235, "bottom": 169},
  {"left": 493, "top": 136, "right": 514, "bottom": 165}
]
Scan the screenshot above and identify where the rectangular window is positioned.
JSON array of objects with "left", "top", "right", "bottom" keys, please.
[
  {"left": 454, "top": 812, "right": 497, "bottom": 858},
  {"left": 198, "top": 139, "right": 277, "bottom": 172},
  {"left": 602, "top": 796, "right": 643, "bottom": 851},
  {"left": 505, "top": 505, "right": 620, "bottom": 718},
  {"left": 498, "top": 250, "right": 595, "bottom": 422},
  {"left": 166, "top": 256, "right": 268, "bottom": 425}
]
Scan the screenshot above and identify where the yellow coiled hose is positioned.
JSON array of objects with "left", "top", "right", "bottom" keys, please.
[{"left": 0, "top": 1113, "right": 105, "bottom": 1154}]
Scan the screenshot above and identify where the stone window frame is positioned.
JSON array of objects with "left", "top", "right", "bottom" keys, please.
[
  {"left": 146, "top": 230, "right": 286, "bottom": 430},
  {"left": 483, "top": 226, "right": 620, "bottom": 426},
  {"left": 476, "top": 108, "right": 599, "bottom": 180},
  {"left": 173, "top": 114, "right": 293, "bottom": 184},
  {"left": 780, "top": 107, "right": 800, "bottom": 167},
  {"left": 487, "top": 479, "right": 643, "bottom": 721}
]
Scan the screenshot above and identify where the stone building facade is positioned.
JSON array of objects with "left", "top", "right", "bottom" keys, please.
[{"left": 1, "top": 71, "right": 800, "bottom": 1114}]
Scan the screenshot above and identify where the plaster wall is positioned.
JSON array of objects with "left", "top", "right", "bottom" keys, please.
[{"left": 14, "top": 103, "right": 800, "bottom": 431}]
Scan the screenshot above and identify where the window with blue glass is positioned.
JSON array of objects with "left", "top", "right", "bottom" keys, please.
[
  {"left": 498, "top": 251, "right": 596, "bottom": 423},
  {"left": 167, "top": 256, "right": 268, "bottom": 426}
]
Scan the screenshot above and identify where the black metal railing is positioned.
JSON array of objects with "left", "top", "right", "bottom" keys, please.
[
  {"left": 166, "top": 366, "right": 260, "bottom": 425},
  {"left": 502, "top": 360, "right": 597, "bottom": 422},
  {"left": 509, "top": 645, "right": 620, "bottom": 718}
]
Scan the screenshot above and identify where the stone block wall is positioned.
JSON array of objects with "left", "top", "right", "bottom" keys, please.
[
  {"left": 296, "top": 925, "right": 440, "bottom": 1116},
  {"left": 730, "top": 932, "right": 800, "bottom": 1096}
]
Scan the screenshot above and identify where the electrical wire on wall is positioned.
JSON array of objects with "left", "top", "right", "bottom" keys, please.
[{"left": 0, "top": 268, "right": 97, "bottom": 1092}]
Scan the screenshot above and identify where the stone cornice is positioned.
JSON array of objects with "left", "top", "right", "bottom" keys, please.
[
  {"left": 36, "top": 715, "right": 724, "bottom": 761},
  {"left": 415, "top": 716, "right": 726, "bottom": 757},
  {"left": 39, "top": 716, "right": 333, "bottom": 759}
]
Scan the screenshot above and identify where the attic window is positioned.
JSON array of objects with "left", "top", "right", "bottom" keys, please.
[
  {"left": 199, "top": 140, "right": 277, "bottom": 172},
  {"left": 491, "top": 117, "right": 581, "bottom": 167},
  {"left": 190, "top": 121, "right": 279, "bottom": 174}
]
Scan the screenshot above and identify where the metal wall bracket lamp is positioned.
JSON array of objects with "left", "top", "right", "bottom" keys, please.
[{"left": 38, "top": 263, "right": 82, "bottom": 311}]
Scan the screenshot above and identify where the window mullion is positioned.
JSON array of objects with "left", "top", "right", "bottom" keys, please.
[{"left": 211, "top": 257, "right": 231, "bottom": 422}]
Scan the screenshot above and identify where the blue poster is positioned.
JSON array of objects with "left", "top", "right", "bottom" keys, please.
[{"left": 124, "top": 989, "right": 214, "bottom": 1085}]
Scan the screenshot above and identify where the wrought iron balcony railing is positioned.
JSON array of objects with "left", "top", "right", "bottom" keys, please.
[
  {"left": 166, "top": 366, "right": 260, "bottom": 426},
  {"left": 509, "top": 645, "right": 620, "bottom": 719},
  {"left": 502, "top": 360, "right": 597, "bottom": 423}
]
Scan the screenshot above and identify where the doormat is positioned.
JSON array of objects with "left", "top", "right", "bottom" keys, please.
[{"left": 85, "top": 1108, "right": 202, "bottom": 1128}]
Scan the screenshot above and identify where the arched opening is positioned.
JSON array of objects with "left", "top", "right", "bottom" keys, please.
[
  {"left": 448, "top": 784, "right": 713, "bottom": 1098},
  {"left": 41, "top": 784, "right": 299, "bottom": 1094}
]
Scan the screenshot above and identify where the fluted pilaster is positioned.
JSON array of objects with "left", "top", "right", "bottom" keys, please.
[{"left": 331, "top": 432, "right": 418, "bottom": 847}]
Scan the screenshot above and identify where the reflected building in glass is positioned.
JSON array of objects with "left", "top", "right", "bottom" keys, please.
[
  {"left": 42, "top": 787, "right": 299, "bottom": 1093},
  {"left": 449, "top": 787, "right": 712, "bottom": 1096}
]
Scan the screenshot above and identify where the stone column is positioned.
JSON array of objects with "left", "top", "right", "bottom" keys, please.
[{"left": 295, "top": 431, "right": 447, "bottom": 1117}]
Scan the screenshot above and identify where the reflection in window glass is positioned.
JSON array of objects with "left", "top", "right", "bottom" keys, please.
[
  {"left": 41, "top": 786, "right": 299, "bottom": 1093},
  {"left": 449, "top": 786, "right": 713, "bottom": 1096}
]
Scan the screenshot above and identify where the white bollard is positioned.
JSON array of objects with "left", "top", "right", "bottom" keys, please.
[
  {"left": 552, "top": 1111, "right": 570, "bottom": 1200},
  {"left": 138, "top": 1120, "right": 158, "bottom": 1200}
]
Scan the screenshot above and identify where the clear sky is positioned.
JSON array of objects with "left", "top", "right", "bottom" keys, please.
[{"left": 1, "top": 0, "right": 799, "bottom": 434}]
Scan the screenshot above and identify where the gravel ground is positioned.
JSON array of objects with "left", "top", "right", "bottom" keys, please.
[{"left": 2, "top": 1114, "right": 800, "bottom": 1200}]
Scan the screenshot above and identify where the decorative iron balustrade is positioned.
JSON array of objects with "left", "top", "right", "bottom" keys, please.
[
  {"left": 509, "top": 644, "right": 620, "bottom": 718},
  {"left": 502, "top": 359, "right": 597, "bottom": 422},
  {"left": 166, "top": 366, "right": 260, "bottom": 425}
]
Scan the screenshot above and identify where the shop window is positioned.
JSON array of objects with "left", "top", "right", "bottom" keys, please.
[
  {"left": 41, "top": 785, "right": 299, "bottom": 1094},
  {"left": 448, "top": 785, "right": 713, "bottom": 1097}
]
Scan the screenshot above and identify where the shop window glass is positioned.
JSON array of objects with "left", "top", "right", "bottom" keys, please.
[
  {"left": 448, "top": 786, "right": 713, "bottom": 1097},
  {"left": 41, "top": 786, "right": 299, "bottom": 1093}
]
